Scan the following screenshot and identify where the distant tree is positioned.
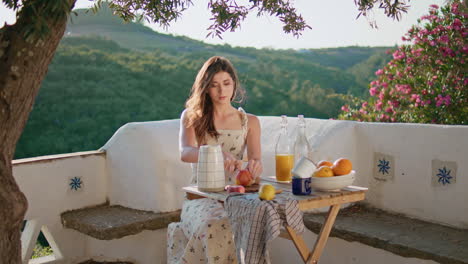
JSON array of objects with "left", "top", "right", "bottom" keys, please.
[
  {"left": 339, "top": 1, "right": 467, "bottom": 124},
  {"left": 0, "top": 0, "right": 410, "bottom": 261}
]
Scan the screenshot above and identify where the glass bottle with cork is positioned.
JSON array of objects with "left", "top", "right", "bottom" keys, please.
[{"left": 293, "top": 115, "right": 313, "bottom": 167}]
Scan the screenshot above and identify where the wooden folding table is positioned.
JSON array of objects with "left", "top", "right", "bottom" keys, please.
[{"left": 183, "top": 178, "right": 367, "bottom": 264}]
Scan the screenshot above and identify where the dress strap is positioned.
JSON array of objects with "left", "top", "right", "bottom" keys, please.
[{"left": 238, "top": 107, "right": 248, "bottom": 138}]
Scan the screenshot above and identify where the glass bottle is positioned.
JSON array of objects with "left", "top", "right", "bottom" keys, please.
[
  {"left": 294, "top": 115, "right": 313, "bottom": 167},
  {"left": 275, "top": 115, "right": 294, "bottom": 182}
]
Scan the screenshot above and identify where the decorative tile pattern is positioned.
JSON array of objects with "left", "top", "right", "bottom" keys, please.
[
  {"left": 432, "top": 160, "right": 457, "bottom": 187},
  {"left": 378, "top": 159, "right": 391, "bottom": 175},
  {"left": 373, "top": 152, "right": 395, "bottom": 181},
  {"left": 69, "top": 176, "right": 83, "bottom": 191}
]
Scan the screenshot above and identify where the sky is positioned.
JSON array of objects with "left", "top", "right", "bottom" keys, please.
[{"left": 0, "top": 0, "right": 446, "bottom": 50}]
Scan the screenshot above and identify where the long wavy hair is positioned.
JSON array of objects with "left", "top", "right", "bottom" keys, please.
[{"left": 185, "top": 56, "right": 245, "bottom": 144}]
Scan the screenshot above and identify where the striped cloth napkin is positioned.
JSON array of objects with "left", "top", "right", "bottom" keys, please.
[{"left": 225, "top": 194, "right": 304, "bottom": 264}]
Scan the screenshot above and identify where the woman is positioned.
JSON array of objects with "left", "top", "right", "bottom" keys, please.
[{"left": 167, "top": 56, "right": 263, "bottom": 264}]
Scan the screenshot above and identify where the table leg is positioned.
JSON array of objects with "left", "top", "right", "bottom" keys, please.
[
  {"left": 307, "top": 204, "right": 341, "bottom": 264},
  {"left": 285, "top": 225, "right": 310, "bottom": 263}
]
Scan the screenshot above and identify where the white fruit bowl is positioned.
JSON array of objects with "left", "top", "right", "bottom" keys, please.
[{"left": 310, "top": 170, "right": 355, "bottom": 191}]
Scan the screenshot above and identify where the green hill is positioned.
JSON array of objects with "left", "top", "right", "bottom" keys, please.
[{"left": 14, "top": 6, "right": 392, "bottom": 159}]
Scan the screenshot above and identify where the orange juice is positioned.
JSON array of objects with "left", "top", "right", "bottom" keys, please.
[{"left": 275, "top": 154, "right": 294, "bottom": 182}]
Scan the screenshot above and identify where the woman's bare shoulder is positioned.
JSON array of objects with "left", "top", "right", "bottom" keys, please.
[
  {"left": 246, "top": 113, "right": 259, "bottom": 121},
  {"left": 245, "top": 113, "right": 260, "bottom": 128},
  {"left": 180, "top": 109, "right": 190, "bottom": 120}
]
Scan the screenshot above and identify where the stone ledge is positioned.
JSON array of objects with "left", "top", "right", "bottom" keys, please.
[
  {"left": 303, "top": 204, "right": 468, "bottom": 264},
  {"left": 78, "top": 261, "right": 133, "bottom": 264},
  {"left": 61, "top": 204, "right": 180, "bottom": 240}
]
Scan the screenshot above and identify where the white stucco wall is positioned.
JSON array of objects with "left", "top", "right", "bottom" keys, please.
[
  {"left": 85, "top": 229, "right": 167, "bottom": 264},
  {"left": 101, "top": 116, "right": 468, "bottom": 228},
  {"left": 14, "top": 117, "right": 467, "bottom": 263},
  {"left": 355, "top": 122, "right": 468, "bottom": 228},
  {"left": 13, "top": 152, "right": 108, "bottom": 263},
  {"left": 101, "top": 120, "right": 192, "bottom": 213}
]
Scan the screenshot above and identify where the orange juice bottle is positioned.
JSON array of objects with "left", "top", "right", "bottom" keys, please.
[{"left": 275, "top": 115, "right": 294, "bottom": 182}]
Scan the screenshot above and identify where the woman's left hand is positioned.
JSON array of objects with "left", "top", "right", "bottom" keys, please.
[{"left": 247, "top": 159, "right": 263, "bottom": 180}]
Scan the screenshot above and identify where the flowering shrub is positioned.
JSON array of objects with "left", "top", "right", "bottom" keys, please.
[{"left": 339, "top": 1, "right": 467, "bottom": 124}]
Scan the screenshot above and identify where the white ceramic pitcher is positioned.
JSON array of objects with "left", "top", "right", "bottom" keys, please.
[{"left": 197, "top": 145, "right": 225, "bottom": 192}]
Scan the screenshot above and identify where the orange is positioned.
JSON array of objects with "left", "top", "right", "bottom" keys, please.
[
  {"left": 317, "top": 160, "right": 333, "bottom": 168},
  {"left": 312, "top": 166, "right": 334, "bottom": 177},
  {"left": 332, "top": 158, "right": 352, "bottom": 176}
]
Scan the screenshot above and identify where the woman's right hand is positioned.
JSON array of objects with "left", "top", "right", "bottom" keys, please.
[{"left": 223, "top": 151, "right": 243, "bottom": 173}]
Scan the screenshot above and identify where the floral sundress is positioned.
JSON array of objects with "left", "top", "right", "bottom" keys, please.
[{"left": 167, "top": 108, "right": 249, "bottom": 264}]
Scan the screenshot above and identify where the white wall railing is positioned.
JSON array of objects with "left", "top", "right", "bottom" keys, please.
[
  {"left": 14, "top": 151, "right": 107, "bottom": 263},
  {"left": 13, "top": 117, "right": 468, "bottom": 263}
]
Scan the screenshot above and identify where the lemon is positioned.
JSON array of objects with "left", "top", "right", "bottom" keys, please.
[
  {"left": 259, "top": 184, "right": 276, "bottom": 200},
  {"left": 312, "top": 166, "right": 334, "bottom": 177}
]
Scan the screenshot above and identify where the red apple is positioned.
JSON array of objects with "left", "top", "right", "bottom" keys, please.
[
  {"left": 235, "top": 169, "right": 254, "bottom": 187},
  {"left": 225, "top": 185, "right": 245, "bottom": 193}
]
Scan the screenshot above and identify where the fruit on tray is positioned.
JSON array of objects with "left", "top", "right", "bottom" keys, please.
[
  {"left": 312, "top": 166, "right": 334, "bottom": 177},
  {"left": 225, "top": 185, "right": 246, "bottom": 193},
  {"left": 317, "top": 160, "right": 333, "bottom": 168},
  {"left": 236, "top": 169, "right": 254, "bottom": 187},
  {"left": 312, "top": 158, "right": 353, "bottom": 177},
  {"left": 259, "top": 184, "right": 276, "bottom": 200},
  {"left": 331, "top": 158, "right": 353, "bottom": 176}
]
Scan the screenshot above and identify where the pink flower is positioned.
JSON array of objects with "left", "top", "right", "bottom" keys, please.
[
  {"left": 452, "top": 18, "right": 462, "bottom": 30},
  {"left": 393, "top": 50, "right": 406, "bottom": 60},
  {"left": 341, "top": 105, "right": 349, "bottom": 112},
  {"left": 440, "top": 47, "right": 455, "bottom": 57},
  {"left": 440, "top": 35, "right": 449, "bottom": 43},
  {"left": 385, "top": 107, "right": 393, "bottom": 113},
  {"left": 444, "top": 95, "right": 451, "bottom": 106},
  {"left": 380, "top": 114, "right": 389, "bottom": 121},
  {"left": 362, "top": 102, "right": 368, "bottom": 108},
  {"left": 451, "top": 2, "right": 459, "bottom": 13},
  {"left": 376, "top": 101, "right": 383, "bottom": 111},
  {"left": 390, "top": 100, "right": 400, "bottom": 108},
  {"left": 369, "top": 87, "right": 378, "bottom": 96},
  {"left": 396, "top": 84, "right": 411, "bottom": 94},
  {"left": 462, "top": 46, "right": 468, "bottom": 54},
  {"left": 410, "top": 94, "right": 421, "bottom": 102},
  {"left": 379, "top": 91, "right": 385, "bottom": 100},
  {"left": 430, "top": 4, "right": 439, "bottom": 9},
  {"left": 375, "top": 69, "right": 384, "bottom": 76},
  {"left": 411, "top": 48, "right": 423, "bottom": 57},
  {"left": 435, "top": 94, "right": 451, "bottom": 107},
  {"left": 422, "top": 100, "right": 431, "bottom": 106}
]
